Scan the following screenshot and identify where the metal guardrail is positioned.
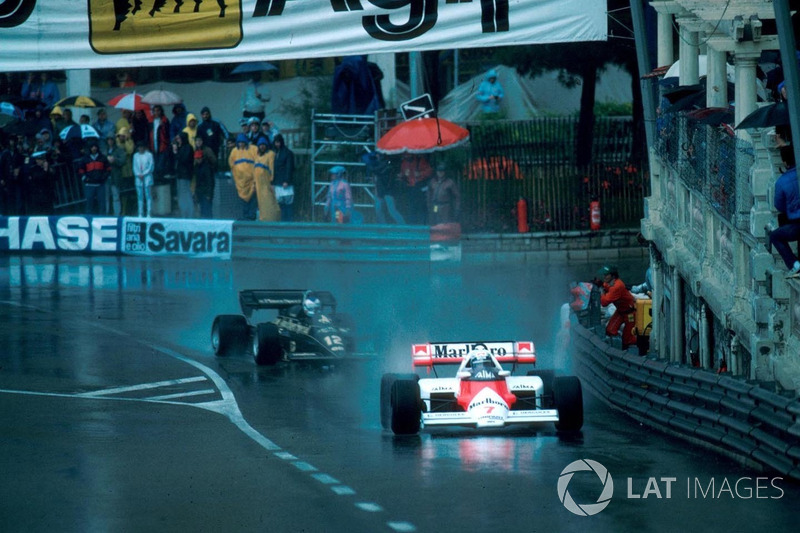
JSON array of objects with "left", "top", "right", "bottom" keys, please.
[
  {"left": 231, "top": 221, "right": 435, "bottom": 262},
  {"left": 570, "top": 319, "right": 800, "bottom": 480}
]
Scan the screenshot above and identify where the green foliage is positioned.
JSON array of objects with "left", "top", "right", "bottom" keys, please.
[
  {"left": 281, "top": 76, "right": 333, "bottom": 144},
  {"left": 595, "top": 101, "right": 633, "bottom": 116}
]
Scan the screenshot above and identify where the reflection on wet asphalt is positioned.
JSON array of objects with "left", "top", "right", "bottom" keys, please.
[{"left": 1, "top": 254, "right": 799, "bottom": 533}]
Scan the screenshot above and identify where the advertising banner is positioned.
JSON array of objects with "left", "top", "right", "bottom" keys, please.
[
  {"left": 0, "top": 216, "right": 121, "bottom": 253},
  {"left": 0, "top": 1, "right": 607, "bottom": 71},
  {"left": 0, "top": 216, "right": 233, "bottom": 259},
  {"left": 121, "top": 217, "right": 233, "bottom": 259}
]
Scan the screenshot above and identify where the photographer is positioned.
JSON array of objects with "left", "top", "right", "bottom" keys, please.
[{"left": 596, "top": 265, "right": 637, "bottom": 349}]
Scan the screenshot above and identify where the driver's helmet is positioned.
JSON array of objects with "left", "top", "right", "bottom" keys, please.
[
  {"left": 468, "top": 348, "right": 494, "bottom": 372},
  {"left": 302, "top": 294, "right": 322, "bottom": 316}
]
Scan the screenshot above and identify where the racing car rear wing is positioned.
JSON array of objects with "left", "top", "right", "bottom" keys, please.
[
  {"left": 239, "top": 289, "right": 337, "bottom": 316},
  {"left": 411, "top": 341, "right": 536, "bottom": 366}
]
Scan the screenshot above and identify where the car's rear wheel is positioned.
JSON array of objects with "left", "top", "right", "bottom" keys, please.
[
  {"left": 381, "top": 373, "right": 417, "bottom": 430},
  {"left": 527, "top": 369, "right": 555, "bottom": 407},
  {"left": 391, "top": 379, "right": 421, "bottom": 435},
  {"left": 212, "top": 315, "right": 248, "bottom": 357},
  {"left": 553, "top": 376, "right": 583, "bottom": 431},
  {"left": 253, "top": 323, "right": 282, "bottom": 366}
]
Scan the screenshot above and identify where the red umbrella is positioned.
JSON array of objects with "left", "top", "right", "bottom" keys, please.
[
  {"left": 107, "top": 92, "right": 153, "bottom": 120},
  {"left": 376, "top": 117, "right": 469, "bottom": 154}
]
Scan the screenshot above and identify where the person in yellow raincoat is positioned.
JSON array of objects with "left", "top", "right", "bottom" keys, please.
[
  {"left": 182, "top": 113, "right": 199, "bottom": 149},
  {"left": 228, "top": 133, "right": 258, "bottom": 220},
  {"left": 253, "top": 136, "right": 280, "bottom": 222}
]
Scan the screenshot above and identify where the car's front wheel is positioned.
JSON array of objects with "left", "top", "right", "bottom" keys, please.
[
  {"left": 253, "top": 323, "right": 282, "bottom": 366},
  {"left": 380, "top": 373, "right": 418, "bottom": 430},
  {"left": 554, "top": 376, "right": 583, "bottom": 431},
  {"left": 391, "top": 379, "right": 421, "bottom": 435},
  {"left": 212, "top": 315, "right": 248, "bottom": 357}
]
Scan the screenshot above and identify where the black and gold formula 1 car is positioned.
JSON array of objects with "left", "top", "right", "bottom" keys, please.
[{"left": 211, "top": 289, "right": 363, "bottom": 366}]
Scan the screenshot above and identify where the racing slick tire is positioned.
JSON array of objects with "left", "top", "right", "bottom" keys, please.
[
  {"left": 381, "top": 373, "right": 418, "bottom": 430},
  {"left": 391, "top": 379, "right": 421, "bottom": 435},
  {"left": 253, "top": 323, "right": 283, "bottom": 366},
  {"left": 553, "top": 376, "right": 584, "bottom": 431},
  {"left": 212, "top": 315, "right": 248, "bottom": 357},
  {"left": 526, "top": 369, "right": 555, "bottom": 406}
]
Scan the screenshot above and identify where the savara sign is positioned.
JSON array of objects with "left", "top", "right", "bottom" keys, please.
[
  {"left": 0, "top": 1, "right": 607, "bottom": 71},
  {"left": 0, "top": 216, "right": 233, "bottom": 258},
  {"left": 122, "top": 218, "right": 233, "bottom": 259}
]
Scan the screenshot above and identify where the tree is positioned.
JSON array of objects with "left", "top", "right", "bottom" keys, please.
[{"left": 496, "top": 0, "right": 643, "bottom": 166}]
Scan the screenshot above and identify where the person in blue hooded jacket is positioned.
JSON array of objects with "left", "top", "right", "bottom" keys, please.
[
  {"left": 769, "top": 146, "right": 800, "bottom": 278},
  {"left": 475, "top": 68, "right": 504, "bottom": 115}
]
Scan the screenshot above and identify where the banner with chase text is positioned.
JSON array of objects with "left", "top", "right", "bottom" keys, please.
[
  {"left": 0, "top": 216, "right": 121, "bottom": 253},
  {"left": 0, "top": 216, "right": 233, "bottom": 258},
  {"left": 0, "top": 1, "right": 607, "bottom": 71}
]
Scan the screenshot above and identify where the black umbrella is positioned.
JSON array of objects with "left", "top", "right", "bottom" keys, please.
[
  {"left": 6, "top": 96, "right": 45, "bottom": 110},
  {"left": 735, "top": 101, "right": 790, "bottom": 129},
  {"left": 3, "top": 120, "right": 41, "bottom": 137},
  {"left": 663, "top": 84, "right": 704, "bottom": 104},
  {"left": 663, "top": 80, "right": 736, "bottom": 113}
]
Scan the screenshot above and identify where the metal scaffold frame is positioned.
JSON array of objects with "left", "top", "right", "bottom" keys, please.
[{"left": 309, "top": 110, "right": 400, "bottom": 221}]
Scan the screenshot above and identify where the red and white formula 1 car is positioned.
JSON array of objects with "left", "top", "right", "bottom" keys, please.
[{"left": 380, "top": 341, "right": 583, "bottom": 435}]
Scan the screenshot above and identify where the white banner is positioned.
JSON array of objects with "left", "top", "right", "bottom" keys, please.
[
  {"left": 121, "top": 218, "right": 233, "bottom": 259},
  {"left": 0, "top": 0, "right": 607, "bottom": 71}
]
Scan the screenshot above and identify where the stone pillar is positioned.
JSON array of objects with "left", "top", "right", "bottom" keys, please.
[
  {"left": 678, "top": 24, "right": 700, "bottom": 85},
  {"left": 657, "top": 11, "right": 674, "bottom": 67},
  {"left": 706, "top": 45, "right": 728, "bottom": 108},
  {"left": 65, "top": 69, "right": 93, "bottom": 120},
  {"left": 734, "top": 53, "right": 760, "bottom": 128},
  {"left": 65, "top": 69, "right": 91, "bottom": 98}
]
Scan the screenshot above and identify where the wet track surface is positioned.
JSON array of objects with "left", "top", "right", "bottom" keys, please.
[{"left": 1, "top": 255, "right": 799, "bottom": 532}]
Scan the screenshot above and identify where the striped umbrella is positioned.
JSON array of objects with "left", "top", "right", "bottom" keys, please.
[
  {"left": 59, "top": 124, "right": 100, "bottom": 141},
  {"left": 54, "top": 95, "right": 105, "bottom": 108},
  {"left": 108, "top": 92, "right": 153, "bottom": 120},
  {"left": 0, "top": 101, "right": 24, "bottom": 128}
]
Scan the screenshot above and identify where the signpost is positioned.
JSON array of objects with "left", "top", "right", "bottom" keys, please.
[{"left": 400, "top": 94, "right": 436, "bottom": 120}]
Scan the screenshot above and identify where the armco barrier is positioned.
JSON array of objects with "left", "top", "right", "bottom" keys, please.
[
  {"left": 231, "top": 222, "right": 435, "bottom": 262},
  {"left": 571, "top": 319, "right": 800, "bottom": 480}
]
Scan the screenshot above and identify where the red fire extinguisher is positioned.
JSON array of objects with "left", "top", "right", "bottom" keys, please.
[
  {"left": 517, "top": 197, "right": 529, "bottom": 233},
  {"left": 590, "top": 199, "right": 601, "bottom": 231}
]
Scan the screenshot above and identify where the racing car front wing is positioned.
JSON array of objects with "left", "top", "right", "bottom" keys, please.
[{"left": 421, "top": 409, "right": 559, "bottom": 427}]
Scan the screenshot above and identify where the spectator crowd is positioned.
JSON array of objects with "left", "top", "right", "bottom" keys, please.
[{"left": 2, "top": 70, "right": 461, "bottom": 227}]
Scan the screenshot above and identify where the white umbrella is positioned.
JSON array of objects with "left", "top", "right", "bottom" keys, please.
[{"left": 141, "top": 89, "right": 183, "bottom": 105}]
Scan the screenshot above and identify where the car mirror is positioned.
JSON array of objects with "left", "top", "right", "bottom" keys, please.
[
  {"left": 456, "top": 371, "right": 471, "bottom": 379},
  {"left": 498, "top": 370, "right": 510, "bottom": 377}
]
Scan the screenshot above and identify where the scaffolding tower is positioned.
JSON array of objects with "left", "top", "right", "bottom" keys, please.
[{"left": 310, "top": 110, "right": 399, "bottom": 222}]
